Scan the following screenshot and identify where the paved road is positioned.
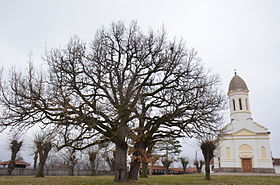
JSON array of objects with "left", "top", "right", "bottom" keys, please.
[{"left": 212, "top": 172, "right": 280, "bottom": 176}]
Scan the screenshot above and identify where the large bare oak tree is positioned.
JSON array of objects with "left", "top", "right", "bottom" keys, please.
[{"left": 0, "top": 21, "right": 224, "bottom": 182}]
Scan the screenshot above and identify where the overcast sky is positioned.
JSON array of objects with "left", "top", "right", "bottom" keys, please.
[{"left": 1, "top": 0, "right": 280, "bottom": 163}]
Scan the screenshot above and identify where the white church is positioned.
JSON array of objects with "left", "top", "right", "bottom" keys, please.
[{"left": 214, "top": 73, "right": 275, "bottom": 173}]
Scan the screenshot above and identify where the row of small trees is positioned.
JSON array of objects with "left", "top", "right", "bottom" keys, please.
[
  {"left": 5, "top": 132, "right": 116, "bottom": 177},
  {"left": 5, "top": 135, "right": 186, "bottom": 175},
  {"left": 0, "top": 21, "right": 225, "bottom": 182},
  {"left": 5, "top": 131, "right": 218, "bottom": 181}
]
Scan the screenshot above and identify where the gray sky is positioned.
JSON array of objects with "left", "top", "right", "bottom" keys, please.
[{"left": 1, "top": 0, "right": 280, "bottom": 163}]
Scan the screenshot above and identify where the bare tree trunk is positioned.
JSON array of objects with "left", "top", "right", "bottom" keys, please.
[
  {"left": 205, "top": 158, "right": 211, "bottom": 180},
  {"left": 36, "top": 157, "right": 47, "bottom": 177},
  {"left": 201, "top": 140, "right": 216, "bottom": 180},
  {"left": 199, "top": 160, "right": 203, "bottom": 173},
  {"left": 68, "top": 156, "right": 76, "bottom": 176},
  {"left": 140, "top": 162, "right": 149, "bottom": 178},
  {"left": 140, "top": 144, "right": 155, "bottom": 178},
  {"left": 129, "top": 142, "right": 144, "bottom": 180},
  {"left": 161, "top": 158, "right": 172, "bottom": 175},
  {"left": 36, "top": 142, "right": 52, "bottom": 177},
  {"left": 105, "top": 150, "right": 115, "bottom": 172},
  {"left": 69, "top": 166, "right": 75, "bottom": 176},
  {"left": 68, "top": 149, "right": 77, "bottom": 176},
  {"left": 114, "top": 144, "right": 128, "bottom": 182},
  {"left": 33, "top": 151, "right": 38, "bottom": 170},
  {"left": 194, "top": 161, "right": 199, "bottom": 173},
  {"left": 129, "top": 161, "right": 140, "bottom": 180},
  {"left": 89, "top": 151, "right": 97, "bottom": 176},
  {"left": 7, "top": 140, "right": 22, "bottom": 175},
  {"left": 7, "top": 160, "right": 16, "bottom": 176}
]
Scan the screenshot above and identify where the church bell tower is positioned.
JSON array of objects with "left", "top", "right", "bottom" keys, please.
[{"left": 228, "top": 72, "right": 252, "bottom": 121}]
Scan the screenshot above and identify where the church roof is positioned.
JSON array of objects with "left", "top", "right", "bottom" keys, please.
[
  {"left": 223, "top": 120, "right": 269, "bottom": 135},
  {"left": 228, "top": 73, "right": 249, "bottom": 94}
]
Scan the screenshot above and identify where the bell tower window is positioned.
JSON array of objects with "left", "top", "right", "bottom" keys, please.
[
  {"left": 239, "top": 98, "right": 243, "bottom": 110},
  {"left": 245, "top": 98, "right": 248, "bottom": 110},
  {"left": 233, "top": 99, "right": 236, "bottom": 111}
]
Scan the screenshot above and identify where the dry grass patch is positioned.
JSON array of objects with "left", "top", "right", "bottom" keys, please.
[{"left": 0, "top": 174, "right": 279, "bottom": 185}]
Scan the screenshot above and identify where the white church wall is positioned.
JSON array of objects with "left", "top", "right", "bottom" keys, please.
[
  {"left": 219, "top": 139, "right": 238, "bottom": 168},
  {"left": 218, "top": 137, "right": 274, "bottom": 169},
  {"left": 254, "top": 139, "right": 274, "bottom": 168},
  {"left": 274, "top": 165, "right": 280, "bottom": 174}
]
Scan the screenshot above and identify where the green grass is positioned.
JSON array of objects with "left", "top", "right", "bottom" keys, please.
[{"left": 0, "top": 174, "right": 279, "bottom": 185}]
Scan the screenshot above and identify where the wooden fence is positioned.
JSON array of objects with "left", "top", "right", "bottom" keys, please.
[{"left": 0, "top": 168, "right": 113, "bottom": 176}]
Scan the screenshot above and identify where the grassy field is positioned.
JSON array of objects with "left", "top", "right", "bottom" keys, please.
[{"left": 0, "top": 174, "right": 279, "bottom": 185}]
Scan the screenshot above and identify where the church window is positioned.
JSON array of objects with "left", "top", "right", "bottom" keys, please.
[
  {"left": 245, "top": 98, "right": 248, "bottom": 110},
  {"left": 261, "top": 146, "right": 266, "bottom": 159},
  {"left": 226, "top": 147, "right": 231, "bottom": 160},
  {"left": 239, "top": 144, "right": 252, "bottom": 151},
  {"left": 233, "top": 99, "right": 236, "bottom": 111},
  {"left": 239, "top": 98, "right": 243, "bottom": 110}
]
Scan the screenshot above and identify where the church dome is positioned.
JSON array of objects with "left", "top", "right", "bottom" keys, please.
[{"left": 228, "top": 74, "right": 249, "bottom": 94}]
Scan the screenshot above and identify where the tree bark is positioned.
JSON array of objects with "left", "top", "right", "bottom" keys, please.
[
  {"left": 129, "top": 160, "right": 140, "bottom": 180},
  {"left": 114, "top": 144, "right": 128, "bottom": 182},
  {"left": 36, "top": 142, "right": 52, "bottom": 177},
  {"left": 69, "top": 165, "right": 75, "bottom": 176},
  {"left": 140, "top": 162, "right": 149, "bottom": 178},
  {"left": 7, "top": 140, "right": 22, "bottom": 175},
  {"left": 89, "top": 151, "right": 97, "bottom": 176},
  {"left": 140, "top": 144, "right": 154, "bottom": 178},
  {"left": 128, "top": 141, "right": 144, "bottom": 180},
  {"left": 205, "top": 158, "right": 211, "bottom": 180},
  {"left": 36, "top": 156, "right": 47, "bottom": 177},
  {"left": 33, "top": 151, "right": 38, "bottom": 170},
  {"left": 7, "top": 160, "right": 15, "bottom": 175},
  {"left": 201, "top": 140, "right": 216, "bottom": 180}
]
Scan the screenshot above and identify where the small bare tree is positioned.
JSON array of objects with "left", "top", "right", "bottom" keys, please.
[
  {"left": 104, "top": 150, "right": 116, "bottom": 172},
  {"left": 161, "top": 157, "right": 173, "bottom": 174},
  {"left": 88, "top": 150, "right": 98, "bottom": 176},
  {"left": 7, "top": 139, "right": 23, "bottom": 175},
  {"left": 194, "top": 159, "right": 204, "bottom": 173},
  {"left": 67, "top": 148, "right": 78, "bottom": 176},
  {"left": 179, "top": 157, "right": 189, "bottom": 173},
  {"left": 200, "top": 140, "right": 217, "bottom": 180},
  {"left": 34, "top": 132, "right": 53, "bottom": 177},
  {"left": 197, "top": 121, "right": 224, "bottom": 180},
  {"left": 157, "top": 138, "right": 181, "bottom": 175}
]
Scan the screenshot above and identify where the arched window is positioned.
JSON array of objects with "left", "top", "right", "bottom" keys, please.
[
  {"left": 261, "top": 146, "right": 266, "bottom": 159},
  {"left": 239, "top": 144, "right": 252, "bottom": 151},
  {"left": 245, "top": 98, "right": 249, "bottom": 110},
  {"left": 233, "top": 99, "right": 236, "bottom": 111},
  {"left": 226, "top": 147, "right": 231, "bottom": 160},
  {"left": 239, "top": 98, "right": 243, "bottom": 110}
]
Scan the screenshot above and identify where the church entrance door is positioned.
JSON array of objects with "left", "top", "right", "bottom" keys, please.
[{"left": 241, "top": 158, "right": 252, "bottom": 172}]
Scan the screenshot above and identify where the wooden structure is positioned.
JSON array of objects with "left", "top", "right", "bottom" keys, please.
[{"left": 0, "top": 160, "right": 30, "bottom": 168}]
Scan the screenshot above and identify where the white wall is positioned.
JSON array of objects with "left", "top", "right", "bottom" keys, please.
[{"left": 274, "top": 165, "right": 280, "bottom": 174}]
